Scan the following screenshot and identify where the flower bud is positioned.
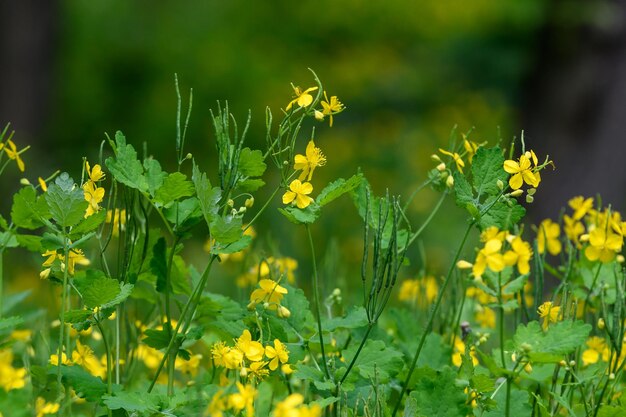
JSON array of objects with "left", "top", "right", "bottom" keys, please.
[
  {"left": 618, "top": 255, "right": 625, "bottom": 263},
  {"left": 559, "top": 360, "right": 567, "bottom": 367},
  {"left": 431, "top": 154, "right": 442, "bottom": 163},
  {"left": 598, "top": 318, "right": 605, "bottom": 329},
  {"left": 245, "top": 197, "right": 255, "bottom": 208},
  {"left": 524, "top": 363, "right": 533, "bottom": 373},
  {"left": 278, "top": 305, "right": 291, "bottom": 318},
  {"left": 527, "top": 188, "right": 537, "bottom": 196},
  {"left": 227, "top": 199, "right": 234, "bottom": 207},
  {"left": 521, "top": 342, "right": 532, "bottom": 352},
  {"left": 436, "top": 162, "right": 446, "bottom": 172},
  {"left": 526, "top": 195, "right": 534, "bottom": 204},
  {"left": 185, "top": 152, "right": 193, "bottom": 160},
  {"left": 240, "top": 367, "right": 248, "bottom": 378},
  {"left": 456, "top": 260, "right": 473, "bottom": 269},
  {"left": 509, "top": 189, "right": 524, "bottom": 197},
  {"left": 446, "top": 175, "right": 454, "bottom": 188},
  {"left": 496, "top": 179, "right": 504, "bottom": 190},
  {"left": 610, "top": 373, "right": 616, "bottom": 380},
  {"left": 238, "top": 206, "right": 247, "bottom": 214},
  {"left": 569, "top": 360, "right": 576, "bottom": 367},
  {"left": 20, "top": 178, "right": 30, "bottom": 186},
  {"left": 314, "top": 110, "right": 324, "bottom": 121}
]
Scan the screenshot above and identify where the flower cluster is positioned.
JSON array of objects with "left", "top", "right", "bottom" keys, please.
[
  {"left": 397, "top": 275, "right": 438, "bottom": 308},
  {"left": 273, "top": 393, "right": 322, "bottom": 417},
  {"left": 248, "top": 278, "right": 291, "bottom": 318},
  {"left": 0, "top": 349, "right": 27, "bottom": 391},
  {"left": 40, "top": 248, "right": 90, "bottom": 279},
  {"left": 208, "top": 382, "right": 257, "bottom": 417},
  {"left": 83, "top": 161, "right": 106, "bottom": 218},
  {"left": 434, "top": 137, "right": 482, "bottom": 188},
  {"left": 283, "top": 140, "right": 326, "bottom": 210},
  {"left": 211, "top": 329, "right": 292, "bottom": 384}
]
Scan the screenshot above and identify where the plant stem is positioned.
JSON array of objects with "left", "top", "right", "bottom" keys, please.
[
  {"left": 306, "top": 224, "right": 331, "bottom": 380},
  {"left": 243, "top": 185, "right": 280, "bottom": 233},
  {"left": 57, "top": 236, "right": 70, "bottom": 400},
  {"left": 96, "top": 318, "right": 113, "bottom": 417},
  {"left": 391, "top": 221, "right": 474, "bottom": 417},
  {"left": 338, "top": 323, "right": 374, "bottom": 385},
  {"left": 405, "top": 191, "right": 448, "bottom": 249}
]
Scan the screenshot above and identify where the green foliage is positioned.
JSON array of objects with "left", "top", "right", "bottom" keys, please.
[
  {"left": 106, "top": 131, "right": 148, "bottom": 192},
  {"left": 316, "top": 174, "right": 363, "bottom": 207},
  {"left": 74, "top": 269, "right": 133, "bottom": 310},
  {"left": 154, "top": 172, "right": 195, "bottom": 207},
  {"left": 339, "top": 339, "right": 404, "bottom": 383},
  {"left": 45, "top": 173, "right": 89, "bottom": 229},
  {"left": 513, "top": 320, "right": 592, "bottom": 362},
  {"left": 11, "top": 186, "right": 49, "bottom": 229},
  {"left": 404, "top": 366, "right": 470, "bottom": 417}
]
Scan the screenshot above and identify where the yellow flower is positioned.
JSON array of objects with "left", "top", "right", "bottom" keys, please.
[
  {"left": 207, "top": 389, "right": 226, "bottom": 417},
  {"left": 480, "top": 226, "right": 507, "bottom": 243},
  {"left": 537, "top": 219, "right": 562, "bottom": 255},
  {"left": 1, "top": 139, "right": 26, "bottom": 172},
  {"left": 72, "top": 340, "right": 106, "bottom": 378},
  {"left": 503, "top": 151, "right": 541, "bottom": 190},
  {"left": 243, "top": 360, "right": 269, "bottom": 381},
  {"left": 282, "top": 180, "right": 314, "bottom": 209},
  {"left": 265, "top": 339, "right": 289, "bottom": 371},
  {"left": 463, "top": 138, "right": 480, "bottom": 163},
  {"left": 286, "top": 85, "right": 318, "bottom": 111},
  {"left": 503, "top": 236, "right": 533, "bottom": 275},
  {"left": 49, "top": 351, "right": 72, "bottom": 366},
  {"left": 274, "top": 394, "right": 305, "bottom": 417},
  {"left": 271, "top": 257, "right": 298, "bottom": 284},
  {"left": 563, "top": 214, "right": 585, "bottom": 248},
  {"left": 472, "top": 239, "right": 505, "bottom": 278},
  {"left": 135, "top": 345, "right": 164, "bottom": 369},
  {"left": 35, "top": 398, "right": 60, "bottom": 417},
  {"left": 320, "top": 92, "right": 344, "bottom": 127},
  {"left": 452, "top": 338, "right": 478, "bottom": 367},
  {"left": 83, "top": 181, "right": 105, "bottom": 218},
  {"left": 475, "top": 306, "right": 496, "bottom": 329},
  {"left": 569, "top": 196, "right": 594, "bottom": 221},
  {"left": 106, "top": 209, "right": 126, "bottom": 237},
  {"left": 249, "top": 279, "right": 289, "bottom": 311},
  {"left": 38, "top": 177, "right": 48, "bottom": 192},
  {"left": 175, "top": 354, "right": 202, "bottom": 377},
  {"left": 439, "top": 148, "right": 465, "bottom": 173},
  {"left": 294, "top": 140, "right": 326, "bottom": 182},
  {"left": 585, "top": 227, "right": 622, "bottom": 263},
  {"left": 537, "top": 301, "right": 560, "bottom": 330},
  {"left": 236, "top": 330, "right": 265, "bottom": 362},
  {"left": 582, "top": 337, "right": 605, "bottom": 366},
  {"left": 228, "top": 382, "right": 257, "bottom": 417},
  {"left": 85, "top": 161, "right": 106, "bottom": 182},
  {"left": 0, "top": 350, "right": 27, "bottom": 391}
]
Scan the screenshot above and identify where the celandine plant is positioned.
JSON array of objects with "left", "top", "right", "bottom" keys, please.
[{"left": 0, "top": 71, "right": 625, "bottom": 417}]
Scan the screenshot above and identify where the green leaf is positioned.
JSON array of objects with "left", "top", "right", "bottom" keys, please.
[
  {"left": 15, "top": 234, "right": 42, "bottom": 251},
  {"left": 502, "top": 275, "right": 528, "bottom": 296},
  {"left": 452, "top": 171, "right": 474, "bottom": 208},
  {"left": 479, "top": 199, "right": 525, "bottom": 231},
  {"left": 340, "top": 339, "right": 403, "bottom": 382},
  {"left": 192, "top": 163, "right": 222, "bottom": 227},
  {"left": 210, "top": 215, "right": 243, "bottom": 245},
  {"left": 0, "top": 231, "right": 17, "bottom": 249},
  {"left": 316, "top": 174, "right": 363, "bottom": 207},
  {"left": 471, "top": 147, "right": 508, "bottom": 198},
  {"left": 0, "top": 316, "right": 24, "bottom": 334},
  {"left": 164, "top": 197, "right": 203, "bottom": 230},
  {"left": 322, "top": 307, "right": 368, "bottom": 332},
  {"left": 41, "top": 232, "right": 64, "bottom": 250},
  {"left": 237, "top": 178, "right": 265, "bottom": 192},
  {"left": 471, "top": 374, "right": 495, "bottom": 393},
  {"left": 11, "top": 186, "right": 49, "bottom": 229},
  {"left": 45, "top": 173, "right": 88, "bottom": 228},
  {"left": 238, "top": 147, "right": 266, "bottom": 177},
  {"left": 143, "top": 158, "right": 167, "bottom": 197},
  {"left": 70, "top": 208, "right": 107, "bottom": 238},
  {"left": 278, "top": 204, "right": 320, "bottom": 225},
  {"left": 597, "top": 405, "right": 626, "bottom": 417},
  {"left": 154, "top": 172, "right": 194, "bottom": 207},
  {"left": 513, "top": 320, "right": 591, "bottom": 362},
  {"left": 74, "top": 270, "right": 133, "bottom": 309},
  {"left": 281, "top": 285, "right": 314, "bottom": 335},
  {"left": 103, "top": 391, "right": 158, "bottom": 413},
  {"left": 405, "top": 366, "right": 470, "bottom": 417},
  {"left": 143, "top": 328, "right": 174, "bottom": 350},
  {"left": 210, "top": 234, "right": 252, "bottom": 255},
  {"left": 64, "top": 309, "right": 93, "bottom": 324},
  {"left": 52, "top": 364, "right": 107, "bottom": 402},
  {"left": 105, "top": 131, "right": 148, "bottom": 192}
]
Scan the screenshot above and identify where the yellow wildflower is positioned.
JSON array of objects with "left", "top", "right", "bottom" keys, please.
[
  {"left": 463, "top": 138, "right": 480, "bottom": 163},
  {"left": 273, "top": 394, "right": 321, "bottom": 417},
  {"left": 480, "top": 226, "right": 507, "bottom": 243},
  {"left": 294, "top": 140, "right": 326, "bottom": 182},
  {"left": 503, "top": 236, "right": 533, "bottom": 275},
  {"left": 265, "top": 339, "right": 289, "bottom": 371},
  {"left": 35, "top": 398, "right": 60, "bottom": 417},
  {"left": 244, "top": 360, "right": 269, "bottom": 382},
  {"left": 320, "top": 92, "right": 344, "bottom": 127},
  {"left": 537, "top": 219, "right": 562, "bottom": 255},
  {"left": 439, "top": 148, "right": 465, "bottom": 173},
  {"left": 0, "top": 350, "right": 27, "bottom": 391},
  {"left": 503, "top": 151, "right": 541, "bottom": 190},
  {"left": 472, "top": 239, "right": 505, "bottom": 278},
  {"left": 563, "top": 214, "right": 585, "bottom": 248},
  {"left": 38, "top": 177, "right": 48, "bottom": 192},
  {"left": 249, "top": 279, "right": 289, "bottom": 311},
  {"left": 452, "top": 338, "right": 478, "bottom": 367},
  {"left": 228, "top": 382, "right": 257, "bottom": 417},
  {"left": 135, "top": 345, "right": 164, "bottom": 369},
  {"left": 537, "top": 301, "right": 560, "bottom": 330},
  {"left": 569, "top": 196, "right": 594, "bottom": 221},
  {"left": 582, "top": 337, "right": 605, "bottom": 366},
  {"left": 1, "top": 139, "right": 26, "bottom": 172},
  {"left": 236, "top": 330, "right": 265, "bottom": 362},
  {"left": 286, "top": 85, "right": 318, "bottom": 111},
  {"left": 49, "top": 351, "right": 72, "bottom": 366},
  {"left": 72, "top": 340, "right": 106, "bottom": 378},
  {"left": 207, "top": 389, "right": 226, "bottom": 417},
  {"left": 85, "top": 161, "right": 106, "bottom": 182},
  {"left": 585, "top": 227, "right": 622, "bottom": 263},
  {"left": 83, "top": 181, "right": 105, "bottom": 218},
  {"left": 175, "top": 354, "right": 202, "bottom": 377},
  {"left": 283, "top": 179, "right": 314, "bottom": 209}
]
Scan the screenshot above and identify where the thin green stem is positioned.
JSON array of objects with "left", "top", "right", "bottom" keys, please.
[
  {"left": 391, "top": 221, "right": 474, "bottom": 417},
  {"left": 57, "top": 237, "right": 71, "bottom": 400},
  {"left": 96, "top": 318, "right": 113, "bottom": 417},
  {"left": 405, "top": 191, "right": 448, "bottom": 249},
  {"left": 243, "top": 185, "right": 281, "bottom": 233},
  {"left": 338, "top": 323, "right": 374, "bottom": 386},
  {"left": 305, "top": 225, "right": 330, "bottom": 380},
  {"left": 147, "top": 256, "right": 217, "bottom": 392}
]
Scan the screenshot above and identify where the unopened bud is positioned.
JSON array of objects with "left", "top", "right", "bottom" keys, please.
[
  {"left": 314, "top": 110, "right": 324, "bottom": 121},
  {"left": 431, "top": 154, "right": 442, "bottom": 163},
  {"left": 527, "top": 188, "right": 537, "bottom": 196},
  {"left": 509, "top": 189, "right": 524, "bottom": 197},
  {"left": 278, "top": 305, "right": 291, "bottom": 318},
  {"left": 436, "top": 162, "right": 446, "bottom": 172},
  {"left": 231, "top": 209, "right": 238, "bottom": 216},
  {"left": 185, "top": 153, "right": 193, "bottom": 160},
  {"left": 569, "top": 360, "right": 576, "bottom": 367},
  {"left": 618, "top": 255, "right": 625, "bottom": 263},
  {"left": 524, "top": 363, "right": 533, "bottom": 373},
  {"left": 521, "top": 342, "right": 532, "bottom": 352},
  {"left": 332, "top": 288, "right": 341, "bottom": 297},
  {"left": 446, "top": 175, "right": 454, "bottom": 188},
  {"left": 526, "top": 195, "right": 534, "bottom": 204},
  {"left": 245, "top": 197, "right": 255, "bottom": 208},
  {"left": 240, "top": 367, "right": 248, "bottom": 378},
  {"left": 20, "top": 178, "right": 30, "bottom": 186},
  {"left": 496, "top": 179, "right": 504, "bottom": 190},
  {"left": 283, "top": 160, "right": 289, "bottom": 166},
  {"left": 598, "top": 318, "right": 605, "bottom": 329},
  {"left": 227, "top": 199, "right": 234, "bottom": 207},
  {"left": 456, "top": 260, "right": 473, "bottom": 270},
  {"left": 609, "top": 373, "right": 616, "bottom": 380},
  {"left": 559, "top": 360, "right": 567, "bottom": 367},
  {"left": 238, "top": 206, "right": 247, "bottom": 214}
]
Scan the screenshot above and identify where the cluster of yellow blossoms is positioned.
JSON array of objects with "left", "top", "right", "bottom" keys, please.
[
  {"left": 458, "top": 226, "right": 533, "bottom": 279},
  {"left": 49, "top": 340, "right": 107, "bottom": 379},
  {"left": 285, "top": 84, "right": 344, "bottom": 127},
  {"left": 40, "top": 247, "right": 90, "bottom": 280},
  {"left": 283, "top": 140, "right": 326, "bottom": 210},
  {"left": 435, "top": 137, "right": 482, "bottom": 188},
  {"left": 273, "top": 393, "right": 322, "bottom": 417},
  {"left": 248, "top": 278, "right": 291, "bottom": 318},
  {"left": 211, "top": 329, "right": 291, "bottom": 382},
  {"left": 0, "top": 348, "right": 27, "bottom": 391},
  {"left": 83, "top": 161, "right": 106, "bottom": 218},
  {"left": 397, "top": 275, "right": 438, "bottom": 308}
]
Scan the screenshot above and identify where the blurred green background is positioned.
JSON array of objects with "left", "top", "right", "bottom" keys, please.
[{"left": 3, "top": 0, "right": 624, "bottom": 297}]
